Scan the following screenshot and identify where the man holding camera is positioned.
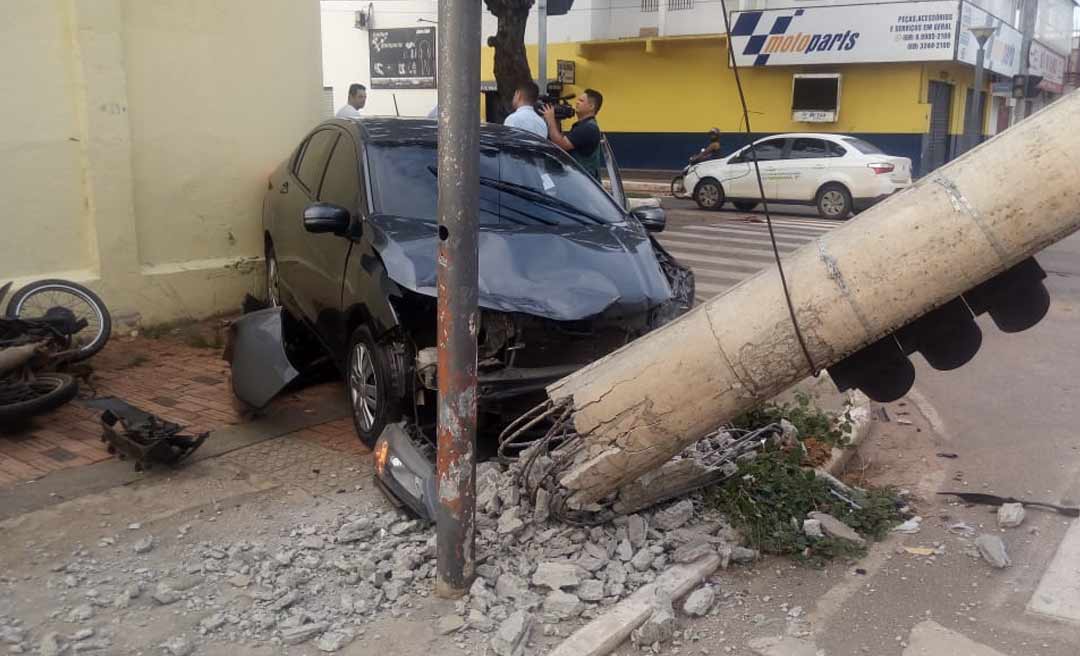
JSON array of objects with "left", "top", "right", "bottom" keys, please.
[
  {"left": 503, "top": 82, "right": 548, "bottom": 138},
  {"left": 541, "top": 89, "right": 604, "bottom": 180}
]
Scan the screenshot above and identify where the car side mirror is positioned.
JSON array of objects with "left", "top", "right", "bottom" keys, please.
[
  {"left": 632, "top": 206, "right": 666, "bottom": 233},
  {"left": 303, "top": 203, "right": 351, "bottom": 235}
]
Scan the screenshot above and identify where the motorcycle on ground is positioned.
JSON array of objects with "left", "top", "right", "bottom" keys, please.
[{"left": 0, "top": 279, "right": 112, "bottom": 423}]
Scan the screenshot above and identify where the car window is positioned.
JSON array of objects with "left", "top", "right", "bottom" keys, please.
[
  {"left": 733, "top": 138, "right": 786, "bottom": 163},
  {"left": 319, "top": 135, "right": 362, "bottom": 212},
  {"left": 789, "top": 138, "right": 829, "bottom": 159},
  {"left": 827, "top": 141, "right": 847, "bottom": 157},
  {"left": 295, "top": 130, "right": 338, "bottom": 193},
  {"left": 843, "top": 137, "right": 885, "bottom": 155},
  {"left": 367, "top": 143, "right": 625, "bottom": 226}
]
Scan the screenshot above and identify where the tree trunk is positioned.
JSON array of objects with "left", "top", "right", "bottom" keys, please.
[{"left": 485, "top": 0, "right": 534, "bottom": 122}]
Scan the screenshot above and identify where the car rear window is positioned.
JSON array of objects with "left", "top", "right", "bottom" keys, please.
[
  {"left": 842, "top": 137, "right": 885, "bottom": 155},
  {"left": 367, "top": 143, "right": 625, "bottom": 226}
]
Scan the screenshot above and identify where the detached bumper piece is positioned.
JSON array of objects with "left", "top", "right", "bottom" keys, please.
[
  {"left": 373, "top": 422, "right": 438, "bottom": 522},
  {"left": 88, "top": 397, "right": 208, "bottom": 472},
  {"left": 225, "top": 307, "right": 300, "bottom": 409}
]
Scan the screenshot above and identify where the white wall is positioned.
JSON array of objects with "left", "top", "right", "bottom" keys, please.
[{"left": 321, "top": 0, "right": 438, "bottom": 117}]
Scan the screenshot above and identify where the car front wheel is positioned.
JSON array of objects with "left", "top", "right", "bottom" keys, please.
[
  {"left": 346, "top": 327, "right": 401, "bottom": 448},
  {"left": 265, "top": 241, "right": 281, "bottom": 308},
  {"left": 816, "top": 184, "right": 853, "bottom": 219},
  {"left": 693, "top": 179, "right": 725, "bottom": 211}
]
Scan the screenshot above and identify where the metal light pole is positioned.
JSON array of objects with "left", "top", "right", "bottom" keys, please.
[
  {"left": 434, "top": 0, "right": 481, "bottom": 599},
  {"left": 965, "top": 26, "right": 997, "bottom": 153},
  {"left": 538, "top": 0, "right": 548, "bottom": 90}
]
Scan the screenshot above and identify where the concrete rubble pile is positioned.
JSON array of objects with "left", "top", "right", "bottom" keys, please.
[{"left": 0, "top": 460, "right": 757, "bottom": 655}]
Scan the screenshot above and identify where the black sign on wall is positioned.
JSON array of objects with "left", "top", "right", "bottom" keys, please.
[{"left": 369, "top": 27, "right": 436, "bottom": 89}]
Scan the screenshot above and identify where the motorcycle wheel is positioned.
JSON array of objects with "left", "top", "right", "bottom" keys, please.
[
  {"left": 0, "top": 374, "right": 79, "bottom": 423},
  {"left": 6, "top": 280, "right": 112, "bottom": 361},
  {"left": 670, "top": 175, "right": 690, "bottom": 199}
]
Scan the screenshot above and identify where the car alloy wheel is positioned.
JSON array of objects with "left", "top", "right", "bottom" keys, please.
[
  {"left": 695, "top": 181, "right": 723, "bottom": 210},
  {"left": 349, "top": 342, "right": 379, "bottom": 432},
  {"left": 266, "top": 251, "right": 281, "bottom": 308},
  {"left": 820, "top": 190, "right": 847, "bottom": 217}
]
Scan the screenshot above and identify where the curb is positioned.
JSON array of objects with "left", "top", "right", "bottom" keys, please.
[
  {"left": 624, "top": 180, "right": 672, "bottom": 196},
  {"left": 823, "top": 388, "right": 873, "bottom": 478}
]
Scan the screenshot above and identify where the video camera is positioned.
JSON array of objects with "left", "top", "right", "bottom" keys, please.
[{"left": 535, "top": 81, "right": 575, "bottom": 121}]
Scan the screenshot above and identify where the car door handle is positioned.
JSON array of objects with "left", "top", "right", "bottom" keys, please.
[{"left": 279, "top": 181, "right": 289, "bottom": 194}]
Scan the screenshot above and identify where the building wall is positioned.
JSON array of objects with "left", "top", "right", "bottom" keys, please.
[
  {"left": 322, "top": 0, "right": 438, "bottom": 117},
  {"left": 481, "top": 39, "right": 988, "bottom": 174},
  {"left": 0, "top": 0, "right": 324, "bottom": 325}
]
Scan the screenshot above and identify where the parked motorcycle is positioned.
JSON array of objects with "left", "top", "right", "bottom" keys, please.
[{"left": 0, "top": 279, "right": 112, "bottom": 423}]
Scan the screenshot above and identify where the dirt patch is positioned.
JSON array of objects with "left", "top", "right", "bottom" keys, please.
[{"left": 800, "top": 437, "right": 833, "bottom": 467}]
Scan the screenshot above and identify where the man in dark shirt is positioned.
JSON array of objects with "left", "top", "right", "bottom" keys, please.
[{"left": 541, "top": 88, "right": 604, "bottom": 179}]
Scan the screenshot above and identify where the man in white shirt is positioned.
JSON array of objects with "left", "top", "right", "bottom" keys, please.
[
  {"left": 502, "top": 82, "right": 547, "bottom": 138},
  {"left": 336, "top": 83, "right": 367, "bottom": 119}
]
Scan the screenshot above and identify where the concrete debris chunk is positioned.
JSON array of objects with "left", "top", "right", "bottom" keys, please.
[
  {"left": 152, "top": 584, "right": 181, "bottom": 606},
  {"left": 437, "top": 615, "right": 466, "bottom": 635},
  {"left": 543, "top": 590, "right": 583, "bottom": 620},
  {"left": 616, "top": 539, "right": 634, "bottom": 562},
  {"left": 70, "top": 629, "right": 94, "bottom": 643},
  {"left": 672, "top": 542, "right": 715, "bottom": 564},
  {"left": 634, "top": 593, "right": 676, "bottom": 645},
  {"left": 497, "top": 507, "right": 525, "bottom": 535},
  {"left": 200, "top": 614, "right": 226, "bottom": 633},
  {"left": 132, "top": 536, "right": 155, "bottom": 554},
  {"left": 577, "top": 579, "right": 606, "bottom": 602},
  {"left": 630, "top": 548, "right": 654, "bottom": 572},
  {"left": 891, "top": 516, "right": 923, "bottom": 534},
  {"left": 532, "top": 562, "right": 582, "bottom": 591},
  {"left": 336, "top": 519, "right": 375, "bottom": 543},
  {"left": 533, "top": 488, "right": 551, "bottom": 524},
  {"left": 73, "top": 638, "right": 111, "bottom": 654},
  {"left": 281, "top": 622, "right": 328, "bottom": 645},
  {"left": 491, "top": 610, "right": 534, "bottom": 656},
  {"left": 802, "top": 519, "right": 824, "bottom": 539},
  {"left": 807, "top": 512, "right": 866, "bottom": 546},
  {"left": 627, "top": 514, "right": 648, "bottom": 549},
  {"left": 468, "top": 610, "right": 496, "bottom": 633},
  {"left": 159, "top": 637, "right": 194, "bottom": 656},
  {"left": 998, "top": 503, "right": 1026, "bottom": 528},
  {"left": 653, "top": 500, "right": 694, "bottom": 531},
  {"left": 604, "top": 561, "right": 629, "bottom": 585},
  {"left": 683, "top": 585, "right": 716, "bottom": 617},
  {"left": 975, "top": 534, "right": 1011, "bottom": 568},
  {"left": 299, "top": 535, "right": 325, "bottom": 550},
  {"left": 315, "top": 630, "right": 353, "bottom": 653},
  {"left": 731, "top": 546, "right": 759, "bottom": 563}
]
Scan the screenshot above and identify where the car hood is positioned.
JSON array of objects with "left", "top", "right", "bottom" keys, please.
[{"left": 366, "top": 214, "right": 674, "bottom": 322}]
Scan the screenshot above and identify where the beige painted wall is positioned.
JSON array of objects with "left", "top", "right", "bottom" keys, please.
[{"left": 0, "top": 0, "right": 324, "bottom": 325}]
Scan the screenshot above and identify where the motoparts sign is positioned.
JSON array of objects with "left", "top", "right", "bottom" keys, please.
[{"left": 730, "top": 1, "right": 960, "bottom": 67}]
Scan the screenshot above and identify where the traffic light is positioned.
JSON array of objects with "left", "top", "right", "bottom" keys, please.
[
  {"left": 827, "top": 257, "right": 1049, "bottom": 401},
  {"left": 1012, "top": 75, "right": 1043, "bottom": 98},
  {"left": 547, "top": 0, "right": 575, "bottom": 16}
]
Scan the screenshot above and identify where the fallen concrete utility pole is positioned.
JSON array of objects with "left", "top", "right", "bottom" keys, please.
[{"left": 545, "top": 89, "right": 1080, "bottom": 508}]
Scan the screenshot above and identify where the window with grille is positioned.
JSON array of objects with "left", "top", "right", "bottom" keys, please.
[
  {"left": 668, "top": 0, "right": 694, "bottom": 9},
  {"left": 641, "top": 0, "right": 658, "bottom": 12}
]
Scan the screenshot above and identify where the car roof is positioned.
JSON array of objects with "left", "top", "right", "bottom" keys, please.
[
  {"left": 755, "top": 133, "right": 856, "bottom": 142},
  {"left": 329, "top": 116, "right": 555, "bottom": 150}
]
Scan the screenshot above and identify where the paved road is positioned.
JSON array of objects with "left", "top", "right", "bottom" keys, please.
[
  {"left": 656, "top": 198, "right": 842, "bottom": 302},
  {"left": 653, "top": 194, "right": 1080, "bottom": 654}
]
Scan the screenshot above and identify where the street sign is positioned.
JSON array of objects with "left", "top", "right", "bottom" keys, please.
[
  {"left": 369, "top": 27, "right": 437, "bottom": 89},
  {"left": 557, "top": 60, "right": 576, "bottom": 84}
]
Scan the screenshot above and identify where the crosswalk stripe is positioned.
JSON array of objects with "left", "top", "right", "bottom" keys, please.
[
  {"left": 663, "top": 228, "right": 812, "bottom": 249},
  {"left": 666, "top": 252, "right": 766, "bottom": 274},
  {"left": 660, "top": 237, "right": 799, "bottom": 259},
  {"left": 682, "top": 221, "right": 831, "bottom": 236}
]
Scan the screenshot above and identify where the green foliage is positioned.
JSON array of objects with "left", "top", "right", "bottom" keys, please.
[
  {"left": 705, "top": 448, "right": 901, "bottom": 566},
  {"left": 733, "top": 390, "right": 853, "bottom": 448}
]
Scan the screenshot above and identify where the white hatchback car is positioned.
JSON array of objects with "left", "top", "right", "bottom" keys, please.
[{"left": 682, "top": 133, "right": 912, "bottom": 219}]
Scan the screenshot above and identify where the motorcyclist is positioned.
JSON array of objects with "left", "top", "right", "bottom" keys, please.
[{"left": 689, "top": 128, "right": 723, "bottom": 164}]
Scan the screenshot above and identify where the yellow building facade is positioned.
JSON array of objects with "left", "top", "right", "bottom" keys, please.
[{"left": 0, "top": 0, "right": 325, "bottom": 325}]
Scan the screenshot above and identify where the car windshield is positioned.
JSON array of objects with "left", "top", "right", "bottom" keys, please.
[
  {"left": 367, "top": 142, "right": 626, "bottom": 226},
  {"left": 842, "top": 137, "right": 885, "bottom": 155}
]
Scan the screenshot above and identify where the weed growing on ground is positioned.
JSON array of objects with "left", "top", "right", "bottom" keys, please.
[
  {"left": 734, "top": 390, "right": 853, "bottom": 448},
  {"left": 705, "top": 447, "right": 901, "bottom": 566}
]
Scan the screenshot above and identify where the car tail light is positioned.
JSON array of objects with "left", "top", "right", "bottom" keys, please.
[
  {"left": 374, "top": 439, "right": 389, "bottom": 475},
  {"left": 868, "top": 163, "right": 895, "bottom": 175}
]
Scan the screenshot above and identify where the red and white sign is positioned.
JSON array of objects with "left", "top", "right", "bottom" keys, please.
[{"left": 1029, "top": 40, "right": 1066, "bottom": 94}]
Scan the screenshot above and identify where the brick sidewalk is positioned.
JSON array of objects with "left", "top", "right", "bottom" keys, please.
[{"left": 0, "top": 335, "right": 365, "bottom": 487}]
